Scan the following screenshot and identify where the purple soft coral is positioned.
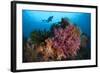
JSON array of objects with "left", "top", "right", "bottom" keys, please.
[{"left": 52, "top": 25, "right": 81, "bottom": 59}]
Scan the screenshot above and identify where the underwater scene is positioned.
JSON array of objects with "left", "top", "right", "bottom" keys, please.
[{"left": 22, "top": 10, "right": 91, "bottom": 62}]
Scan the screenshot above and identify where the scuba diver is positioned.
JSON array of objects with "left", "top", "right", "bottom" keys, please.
[{"left": 42, "top": 16, "right": 54, "bottom": 23}]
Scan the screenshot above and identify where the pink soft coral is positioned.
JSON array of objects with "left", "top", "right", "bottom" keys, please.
[{"left": 52, "top": 25, "right": 81, "bottom": 59}]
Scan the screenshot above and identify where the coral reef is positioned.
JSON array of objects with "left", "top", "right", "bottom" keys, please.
[{"left": 23, "top": 18, "right": 90, "bottom": 62}]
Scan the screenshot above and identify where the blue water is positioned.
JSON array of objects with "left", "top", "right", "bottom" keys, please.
[{"left": 22, "top": 10, "right": 91, "bottom": 39}]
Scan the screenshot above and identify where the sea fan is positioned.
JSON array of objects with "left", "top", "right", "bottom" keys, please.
[{"left": 52, "top": 25, "right": 81, "bottom": 59}]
